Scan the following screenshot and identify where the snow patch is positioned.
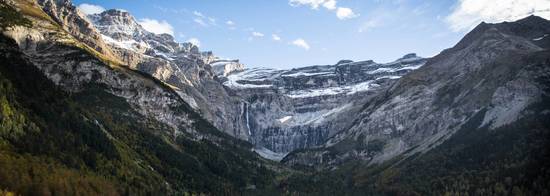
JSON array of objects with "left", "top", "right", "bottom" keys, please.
[
  {"left": 153, "top": 50, "right": 175, "bottom": 61},
  {"left": 367, "top": 64, "right": 424, "bottom": 74},
  {"left": 253, "top": 147, "right": 287, "bottom": 161},
  {"left": 223, "top": 80, "right": 273, "bottom": 89},
  {"left": 101, "top": 34, "right": 148, "bottom": 52},
  {"left": 286, "top": 80, "right": 379, "bottom": 98},
  {"left": 533, "top": 34, "right": 548, "bottom": 41},
  {"left": 281, "top": 71, "right": 334, "bottom": 77},
  {"left": 278, "top": 116, "right": 293, "bottom": 123},
  {"left": 376, "top": 75, "right": 401, "bottom": 80},
  {"left": 223, "top": 68, "right": 280, "bottom": 89}
]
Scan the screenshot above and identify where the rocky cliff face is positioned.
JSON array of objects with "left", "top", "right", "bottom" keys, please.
[
  {"left": 37, "top": 0, "right": 115, "bottom": 57},
  {"left": 85, "top": 8, "right": 253, "bottom": 140},
  {"left": 219, "top": 55, "right": 427, "bottom": 157},
  {"left": 1, "top": 0, "right": 234, "bottom": 142},
  {"left": 211, "top": 59, "right": 244, "bottom": 77},
  {"left": 86, "top": 5, "right": 430, "bottom": 159},
  {"left": 283, "top": 15, "right": 550, "bottom": 167}
]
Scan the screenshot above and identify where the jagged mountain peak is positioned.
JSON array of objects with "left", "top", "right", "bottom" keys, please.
[
  {"left": 336, "top": 59, "right": 354, "bottom": 65},
  {"left": 494, "top": 15, "right": 550, "bottom": 38},
  {"left": 88, "top": 9, "right": 146, "bottom": 41},
  {"left": 31, "top": 0, "right": 116, "bottom": 58},
  {"left": 88, "top": 8, "right": 212, "bottom": 59},
  {"left": 38, "top": 0, "right": 74, "bottom": 9},
  {"left": 513, "top": 15, "right": 549, "bottom": 25},
  {"left": 94, "top": 9, "right": 136, "bottom": 24},
  {"left": 399, "top": 53, "right": 418, "bottom": 60},
  {"left": 451, "top": 15, "right": 550, "bottom": 53}
]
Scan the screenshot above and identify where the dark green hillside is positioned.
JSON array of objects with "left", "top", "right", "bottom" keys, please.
[
  {"left": 0, "top": 34, "right": 275, "bottom": 195},
  {"left": 281, "top": 102, "right": 550, "bottom": 196}
]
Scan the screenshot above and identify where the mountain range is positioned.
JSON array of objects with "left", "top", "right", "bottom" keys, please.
[{"left": 0, "top": 0, "right": 549, "bottom": 195}]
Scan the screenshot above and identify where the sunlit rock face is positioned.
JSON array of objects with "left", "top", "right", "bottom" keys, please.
[
  {"left": 3, "top": 0, "right": 202, "bottom": 139},
  {"left": 86, "top": 9, "right": 253, "bottom": 141},
  {"left": 3, "top": 0, "right": 254, "bottom": 144}
]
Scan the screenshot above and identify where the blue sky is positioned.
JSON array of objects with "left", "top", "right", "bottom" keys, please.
[{"left": 74, "top": 0, "right": 550, "bottom": 69}]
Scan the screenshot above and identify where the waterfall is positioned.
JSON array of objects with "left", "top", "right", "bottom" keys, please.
[
  {"left": 246, "top": 103, "right": 251, "bottom": 136},
  {"left": 242, "top": 102, "right": 251, "bottom": 136}
]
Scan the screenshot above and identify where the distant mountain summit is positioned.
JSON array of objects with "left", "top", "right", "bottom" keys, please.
[{"left": 284, "top": 15, "right": 550, "bottom": 168}]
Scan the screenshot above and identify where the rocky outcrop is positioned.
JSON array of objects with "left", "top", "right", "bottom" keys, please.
[
  {"left": 37, "top": 0, "right": 115, "bottom": 57},
  {"left": 211, "top": 59, "right": 244, "bottom": 77},
  {"left": 283, "top": 15, "right": 550, "bottom": 167}
]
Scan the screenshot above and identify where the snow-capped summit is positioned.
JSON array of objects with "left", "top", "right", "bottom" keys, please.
[
  {"left": 83, "top": 8, "right": 253, "bottom": 144},
  {"left": 223, "top": 55, "right": 426, "bottom": 97},
  {"left": 89, "top": 9, "right": 145, "bottom": 40},
  {"left": 88, "top": 9, "right": 180, "bottom": 56}
]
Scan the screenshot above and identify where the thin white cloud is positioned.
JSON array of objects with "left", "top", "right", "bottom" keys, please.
[
  {"left": 291, "top": 39, "right": 310, "bottom": 50},
  {"left": 356, "top": 5, "right": 411, "bottom": 33},
  {"left": 77, "top": 3, "right": 105, "bottom": 15},
  {"left": 323, "top": 0, "right": 337, "bottom": 10},
  {"left": 208, "top": 17, "right": 216, "bottom": 24},
  {"left": 412, "top": 3, "right": 430, "bottom": 16},
  {"left": 192, "top": 10, "right": 217, "bottom": 27},
  {"left": 358, "top": 19, "right": 380, "bottom": 32},
  {"left": 252, "top": 32, "right": 265, "bottom": 37},
  {"left": 187, "top": 38, "right": 201, "bottom": 47},
  {"left": 446, "top": 0, "right": 550, "bottom": 32},
  {"left": 193, "top": 11, "right": 204, "bottom": 18},
  {"left": 194, "top": 18, "right": 208, "bottom": 27},
  {"left": 272, "top": 34, "right": 282, "bottom": 41},
  {"left": 289, "top": 0, "right": 359, "bottom": 20},
  {"left": 138, "top": 18, "right": 174, "bottom": 35},
  {"left": 289, "top": 0, "right": 327, "bottom": 9},
  {"left": 226, "top": 20, "right": 236, "bottom": 30},
  {"left": 336, "top": 7, "right": 359, "bottom": 20}
]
